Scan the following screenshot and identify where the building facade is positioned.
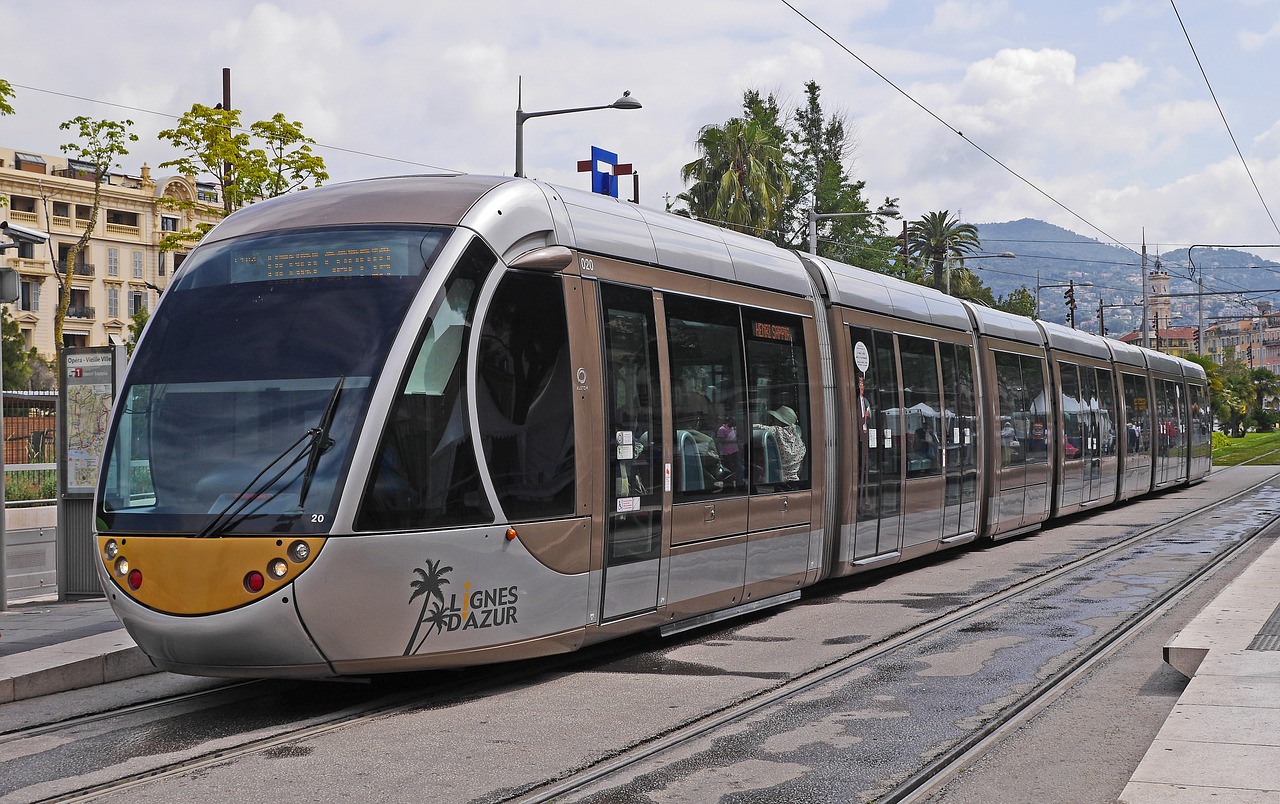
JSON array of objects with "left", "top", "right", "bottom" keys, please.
[{"left": 1, "top": 146, "right": 222, "bottom": 360}]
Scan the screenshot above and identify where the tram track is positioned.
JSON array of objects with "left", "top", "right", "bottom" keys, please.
[
  {"left": 514, "top": 468, "right": 1280, "bottom": 803},
  {"left": 9, "top": 470, "right": 1277, "bottom": 804}
]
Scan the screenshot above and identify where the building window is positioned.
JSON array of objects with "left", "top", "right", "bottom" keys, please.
[
  {"left": 161, "top": 215, "right": 179, "bottom": 232},
  {"left": 158, "top": 251, "right": 167, "bottom": 276},
  {"left": 132, "top": 251, "right": 143, "bottom": 279},
  {"left": 106, "top": 209, "right": 139, "bottom": 227},
  {"left": 108, "top": 286, "right": 120, "bottom": 318},
  {"left": 19, "top": 278, "right": 39, "bottom": 312},
  {"left": 128, "top": 290, "right": 147, "bottom": 317},
  {"left": 108, "top": 247, "right": 119, "bottom": 277}
]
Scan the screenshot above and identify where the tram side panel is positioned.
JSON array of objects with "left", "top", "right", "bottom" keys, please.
[
  {"left": 575, "top": 254, "right": 823, "bottom": 636},
  {"left": 1048, "top": 355, "right": 1121, "bottom": 516},
  {"left": 979, "top": 341, "right": 1053, "bottom": 539},
  {"left": 825, "top": 309, "right": 984, "bottom": 578}
]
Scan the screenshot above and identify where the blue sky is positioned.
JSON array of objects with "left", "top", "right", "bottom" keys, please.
[{"left": 4, "top": 0, "right": 1280, "bottom": 260}]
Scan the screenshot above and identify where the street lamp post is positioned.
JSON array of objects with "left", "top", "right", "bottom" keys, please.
[
  {"left": 807, "top": 202, "right": 899, "bottom": 254},
  {"left": 515, "top": 82, "right": 642, "bottom": 179}
]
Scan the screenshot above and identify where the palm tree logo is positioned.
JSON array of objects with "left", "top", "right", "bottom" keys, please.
[{"left": 404, "top": 558, "right": 453, "bottom": 656}]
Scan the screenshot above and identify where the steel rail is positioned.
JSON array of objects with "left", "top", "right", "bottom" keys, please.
[{"left": 514, "top": 467, "right": 1280, "bottom": 803}]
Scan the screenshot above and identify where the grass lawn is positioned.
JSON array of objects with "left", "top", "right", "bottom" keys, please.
[{"left": 1212, "top": 431, "right": 1280, "bottom": 466}]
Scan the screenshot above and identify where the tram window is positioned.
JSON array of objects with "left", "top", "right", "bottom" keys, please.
[
  {"left": 1190, "top": 383, "right": 1211, "bottom": 450},
  {"left": 899, "top": 336, "right": 942, "bottom": 477},
  {"left": 1021, "top": 357, "right": 1049, "bottom": 465},
  {"left": 1096, "top": 368, "right": 1116, "bottom": 455},
  {"left": 602, "top": 283, "right": 663, "bottom": 564},
  {"left": 1059, "top": 362, "right": 1084, "bottom": 461},
  {"left": 356, "top": 237, "right": 496, "bottom": 531},
  {"left": 476, "top": 272, "right": 575, "bottom": 520},
  {"left": 994, "top": 352, "right": 1025, "bottom": 468},
  {"left": 666, "top": 295, "right": 748, "bottom": 501},
  {"left": 745, "top": 310, "right": 810, "bottom": 492},
  {"left": 1122, "top": 373, "right": 1151, "bottom": 454},
  {"left": 1158, "top": 380, "right": 1183, "bottom": 453}
]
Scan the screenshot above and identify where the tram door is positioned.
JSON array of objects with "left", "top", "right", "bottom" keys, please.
[{"left": 599, "top": 283, "right": 665, "bottom": 621}]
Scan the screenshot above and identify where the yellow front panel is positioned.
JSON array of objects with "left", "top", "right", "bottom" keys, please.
[{"left": 98, "top": 535, "right": 325, "bottom": 615}]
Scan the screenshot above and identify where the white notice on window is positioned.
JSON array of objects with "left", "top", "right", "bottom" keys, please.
[{"left": 617, "top": 496, "right": 640, "bottom": 513}]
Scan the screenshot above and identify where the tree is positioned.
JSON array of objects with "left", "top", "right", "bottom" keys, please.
[
  {"left": 995, "top": 285, "right": 1038, "bottom": 317},
  {"left": 127, "top": 305, "right": 150, "bottom": 358},
  {"left": 57, "top": 116, "right": 138, "bottom": 363},
  {"left": 679, "top": 117, "right": 791, "bottom": 235},
  {"left": 1249, "top": 367, "right": 1279, "bottom": 432},
  {"left": 0, "top": 78, "right": 14, "bottom": 116},
  {"left": 908, "top": 211, "right": 982, "bottom": 294},
  {"left": 783, "top": 82, "right": 894, "bottom": 271},
  {"left": 249, "top": 113, "right": 329, "bottom": 198},
  {"left": 1, "top": 307, "right": 36, "bottom": 389},
  {"left": 156, "top": 104, "right": 329, "bottom": 252},
  {"left": 158, "top": 103, "right": 256, "bottom": 216}
]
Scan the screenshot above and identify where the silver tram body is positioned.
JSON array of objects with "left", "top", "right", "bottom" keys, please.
[{"left": 94, "top": 175, "right": 1212, "bottom": 677}]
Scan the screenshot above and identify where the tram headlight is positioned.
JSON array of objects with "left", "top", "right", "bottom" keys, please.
[
  {"left": 114, "top": 556, "right": 129, "bottom": 576},
  {"left": 288, "top": 540, "right": 310, "bottom": 563},
  {"left": 267, "top": 558, "right": 289, "bottom": 580},
  {"left": 104, "top": 539, "right": 119, "bottom": 560}
]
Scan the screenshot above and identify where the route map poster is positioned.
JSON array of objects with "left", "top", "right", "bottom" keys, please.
[{"left": 62, "top": 349, "right": 116, "bottom": 496}]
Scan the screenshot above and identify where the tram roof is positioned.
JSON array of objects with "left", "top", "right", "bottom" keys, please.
[
  {"left": 806, "top": 255, "right": 973, "bottom": 331},
  {"left": 1037, "top": 319, "right": 1113, "bottom": 361},
  {"left": 201, "top": 174, "right": 816, "bottom": 299}
]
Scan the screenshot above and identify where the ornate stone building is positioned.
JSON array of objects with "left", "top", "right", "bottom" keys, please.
[{"left": 0, "top": 147, "right": 222, "bottom": 360}]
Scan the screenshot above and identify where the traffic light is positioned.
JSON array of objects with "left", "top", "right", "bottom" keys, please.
[{"left": 1063, "top": 280, "right": 1076, "bottom": 309}]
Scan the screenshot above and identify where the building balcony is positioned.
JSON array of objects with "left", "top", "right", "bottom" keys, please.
[
  {"left": 4, "top": 256, "right": 51, "bottom": 274},
  {"left": 55, "top": 261, "right": 95, "bottom": 278},
  {"left": 105, "top": 223, "right": 140, "bottom": 238},
  {"left": 67, "top": 305, "right": 96, "bottom": 319},
  {"left": 51, "top": 215, "right": 73, "bottom": 230},
  {"left": 7, "top": 210, "right": 38, "bottom": 225}
]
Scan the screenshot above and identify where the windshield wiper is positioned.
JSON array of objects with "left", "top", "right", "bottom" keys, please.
[
  {"left": 194, "top": 376, "right": 345, "bottom": 538},
  {"left": 294, "top": 376, "right": 344, "bottom": 512},
  {"left": 193, "top": 433, "right": 312, "bottom": 538}
]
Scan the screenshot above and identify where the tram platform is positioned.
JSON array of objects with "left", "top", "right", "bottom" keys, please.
[
  {"left": 0, "top": 595, "right": 154, "bottom": 703},
  {"left": 1121, "top": 522, "right": 1280, "bottom": 803}
]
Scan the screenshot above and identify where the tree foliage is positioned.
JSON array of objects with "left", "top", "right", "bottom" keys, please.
[
  {"left": 157, "top": 104, "right": 256, "bottom": 216},
  {"left": 58, "top": 115, "right": 138, "bottom": 362},
  {"left": 994, "top": 285, "right": 1038, "bottom": 317},
  {"left": 0, "top": 78, "right": 14, "bottom": 116},
  {"left": 1, "top": 307, "right": 35, "bottom": 389},
  {"left": 908, "top": 211, "right": 982, "bottom": 293},
  {"left": 679, "top": 116, "right": 791, "bottom": 236},
  {"left": 677, "top": 82, "right": 904, "bottom": 274},
  {"left": 157, "top": 104, "right": 329, "bottom": 250}
]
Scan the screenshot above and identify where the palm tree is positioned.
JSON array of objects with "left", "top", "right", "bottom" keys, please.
[
  {"left": 907, "top": 211, "right": 982, "bottom": 294},
  {"left": 403, "top": 558, "right": 452, "bottom": 655},
  {"left": 679, "top": 117, "right": 791, "bottom": 236}
]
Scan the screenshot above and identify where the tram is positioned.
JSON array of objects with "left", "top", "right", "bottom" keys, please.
[{"left": 94, "top": 174, "right": 1212, "bottom": 677}]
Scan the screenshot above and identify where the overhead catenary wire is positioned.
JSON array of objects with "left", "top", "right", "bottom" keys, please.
[
  {"left": 777, "top": 0, "right": 1138, "bottom": 257},
  {"left": 7, "top": 81, "right": 461, "bottom": 174}
]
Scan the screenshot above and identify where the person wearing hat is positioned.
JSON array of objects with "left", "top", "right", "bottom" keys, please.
[{"left": 754, "top": 404, "right": 806, "bottom": 486}]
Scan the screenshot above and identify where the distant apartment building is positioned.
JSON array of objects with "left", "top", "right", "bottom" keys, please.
[
  {"left": 0, "top": 147, "right": 222, "bottom": 360},
  {"left": 1204, "top": 308, "right": 1280, "bottom": 372}
]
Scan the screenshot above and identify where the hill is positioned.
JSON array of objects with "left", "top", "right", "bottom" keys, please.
[{"left": 973, "top": 218, "right": 1280, "bottom": 335}]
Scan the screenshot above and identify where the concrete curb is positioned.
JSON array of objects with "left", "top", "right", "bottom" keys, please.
[{"left": 0, "top": 630, "right": 159, "bottom": 703}]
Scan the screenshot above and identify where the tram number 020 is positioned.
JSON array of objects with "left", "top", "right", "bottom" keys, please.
[{"left": 579, "top": 256, "right": 594, "bottom": 272}]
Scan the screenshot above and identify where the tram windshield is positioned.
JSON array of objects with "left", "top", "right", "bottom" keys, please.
[{"left": 96, "top": 225, "right": 450, "bottom": 536}]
